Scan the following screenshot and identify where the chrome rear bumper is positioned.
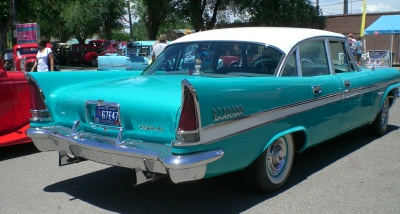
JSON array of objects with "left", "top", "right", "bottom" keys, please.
[{"left": 27, "top": 126, "right": 224, "bottom": 184}]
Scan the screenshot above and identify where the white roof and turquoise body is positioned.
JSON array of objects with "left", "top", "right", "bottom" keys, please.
[{"left": 26, "top": 27, "right": 400, "bottom": 193}]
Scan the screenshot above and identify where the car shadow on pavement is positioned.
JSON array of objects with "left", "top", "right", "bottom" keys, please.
[
  {"left": 42, "top": 125, "right": 399, "bottom": 214},
  {"left": 0, "top": 143, "right": 39, "bottom": 161}
]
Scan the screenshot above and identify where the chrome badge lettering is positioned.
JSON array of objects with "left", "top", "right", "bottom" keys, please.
[
  {"left": 139, "top": 124, "right": 164, "bottom": 132},
  {"left": 213, "top": 105, "right": 244, "bottom": 122}
]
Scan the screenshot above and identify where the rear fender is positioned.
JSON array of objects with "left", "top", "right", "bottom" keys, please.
[{"left": 262, "top": 126, "right": 308, "bottom": 154}]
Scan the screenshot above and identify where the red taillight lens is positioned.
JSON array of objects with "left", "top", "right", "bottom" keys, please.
[
  {"left": 178, "top": 87, "right": 198, "bottom": 131},
  {"left": 28, "top": 79, "right": 46, "bottom": 110}
]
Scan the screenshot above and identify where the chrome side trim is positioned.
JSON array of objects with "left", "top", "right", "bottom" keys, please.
[
  {"left": 199, "top": 81, "right": 399, "bottom": 145},
  {"left": 27, "top": 126, "right": 224, "bottom": 184},
  {"left": 200, "top": 92, "right": 341, "bottom": 144}
]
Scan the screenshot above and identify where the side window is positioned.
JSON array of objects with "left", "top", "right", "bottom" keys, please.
[
  {"left": 282, "top": 52, "right": 297, "bottom": 76},
  {"left": 329, "top": 41, "right": 357, "bottom": 73},
  {"left": 299, "top": 41, "right": 330, "bottom": 76}
]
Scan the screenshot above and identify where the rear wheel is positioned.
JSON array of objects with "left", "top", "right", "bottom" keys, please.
[
  {"left": 243, "top": 134, "right": 294, "bottom": 193},
  {"left": 368, "top": 96, "right": 389, "bottom": 136}
]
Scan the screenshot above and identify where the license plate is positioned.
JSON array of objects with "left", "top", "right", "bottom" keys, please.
[{"left": 94, "top": 105, "right": 120, "bottom": 126}]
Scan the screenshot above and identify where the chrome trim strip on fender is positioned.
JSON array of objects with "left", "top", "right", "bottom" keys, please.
[
  {"left": 200, "top": 91, "right": 343, "bottom": 144},
  {"left": 201, "top": 80, "right": 400, "bottom": 145}
]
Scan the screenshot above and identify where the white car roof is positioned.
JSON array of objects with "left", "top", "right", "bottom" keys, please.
[{"left": 172, "top": 27, "right": 345, "bottom": 54}]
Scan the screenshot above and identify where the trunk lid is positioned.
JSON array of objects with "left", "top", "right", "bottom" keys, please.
[{"left": 49, "top": 75, "right": 190, "bottom": 143}]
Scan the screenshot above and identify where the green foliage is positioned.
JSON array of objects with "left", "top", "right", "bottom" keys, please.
[
  {"left": 112, "top": 30, "right": 131, "bottom": 42},
  {"left": 0, "top": 1, "right": 10, "bottom": 24},
  {"left": 61, "top": 0, "right": 126, "bottom": 43},
  {"left": 1, "top": 0, "right": 325, "bottom": 50},
  {"left": 234, "top": 0, "right": 325, "bottom": 28}
]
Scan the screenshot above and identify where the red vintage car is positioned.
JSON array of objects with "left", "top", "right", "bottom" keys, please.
[
  {"left": 0, "top": 58, "right": 31, "bottom": 147},
  {"left": 67, "top": 39, "right": 111, "bottom": 67},
  {"left": 13, "top": 43, "right": 52, "bottom": 72}
]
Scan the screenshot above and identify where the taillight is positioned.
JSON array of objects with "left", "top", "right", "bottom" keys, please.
[
  {"left": 178, "top": 87, "right": 197, "bottom": 131},
  {"left": 176, "top": 86, "right": 199, "bottom": 143},
  {"left": 27, "top": 77, "right": 51, "bottom": 121},
  {"left": 28, "top": 78, "right": 46, "bottom": 110}
]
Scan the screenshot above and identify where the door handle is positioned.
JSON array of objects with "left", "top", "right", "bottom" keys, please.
[
  {"left": 343, "top": 80, "right": 351, "bottom": 87},
  {"left": 312, "top": 85, "right": 322, "bottom": 94}
]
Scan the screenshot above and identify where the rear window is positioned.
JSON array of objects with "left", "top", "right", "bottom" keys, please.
[{"left": 143, "top": 42, "right": 284, "bottom": 77}]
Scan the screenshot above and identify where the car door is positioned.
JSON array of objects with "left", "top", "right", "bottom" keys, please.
[
  {"left": 0, "top": 66, "right": 14, "bottom": 134},
  {"left": 328, "top": 40, "right": 374, "bottom": 132},
  {"left": 297, "top": 39, "right": 344, "bottom": 144}
]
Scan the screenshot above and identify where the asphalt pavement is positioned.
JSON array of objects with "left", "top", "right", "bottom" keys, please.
[{"left": 1, "top": 98, "right": 400, "bottom": 213}]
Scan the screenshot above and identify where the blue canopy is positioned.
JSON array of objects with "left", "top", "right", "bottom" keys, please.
[{"left": 364, "top": 15, "right": 400, "bottom": 35}]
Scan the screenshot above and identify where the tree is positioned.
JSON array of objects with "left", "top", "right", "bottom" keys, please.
[
  {"left": 61, "top": 0, "right": 126, "bottom": 44},
  {"left": 0, "top": 1, "right": 11, "bottom": 55},
  {"left": 178, "top": 0, "right": 231, "bottom": 32},
  {"left": 134, "top": 0, "right": 233, "bottom": 39},
  {"left": 233, "top": 0, "right": 325, "bottom": 29}
]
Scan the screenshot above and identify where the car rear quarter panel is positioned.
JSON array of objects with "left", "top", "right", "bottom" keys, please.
[{"left": 186, "top": 77, "right": 314, "bottom": 176}]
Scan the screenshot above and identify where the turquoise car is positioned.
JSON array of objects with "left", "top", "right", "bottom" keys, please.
[
  {"left": 97, "top": 40, "right": 156, "bottom": 71},
  {"left": 27, "top": 27, "right": 400, "bottom": 193}
]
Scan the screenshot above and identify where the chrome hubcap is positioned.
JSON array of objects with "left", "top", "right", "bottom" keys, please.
[{"left": 267, "top": 137, "right": 287, "bottom": 177}]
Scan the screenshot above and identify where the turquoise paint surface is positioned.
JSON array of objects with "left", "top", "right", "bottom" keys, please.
[{"left": 28, "top": 66, "right": 400, "bottom": 178}]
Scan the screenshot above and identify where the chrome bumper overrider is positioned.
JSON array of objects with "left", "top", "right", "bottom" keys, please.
[{"left": 27, "top": 126, "right": 224, "bottom": 184}]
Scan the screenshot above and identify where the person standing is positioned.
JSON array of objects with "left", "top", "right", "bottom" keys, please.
[
  {"left": 151, "top": 34, "right": 168, "bottom": 61},
  {"left": 116, "top": 39, "right": 123, "bottom": 51},
  {"left": 348, "top": 34, "right": 356, "bottom": 57},
  {"left": 3, "top": 48, "right": 13, "bottom": 70},
  {"left": 181, "top": 30, "right": 197, "bottom": 71},
  {"left": 31, "top": 37, "right": 55, "bottom": 72},
  {"left": 355, "top": 36, "right": 363, "bottom": 64}
]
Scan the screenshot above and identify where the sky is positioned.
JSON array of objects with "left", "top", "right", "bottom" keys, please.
[{"left": 317, "top": 0, "right": 400, "bottom": 16}]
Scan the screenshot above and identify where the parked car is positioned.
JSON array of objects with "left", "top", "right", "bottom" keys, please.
[
  {"left": 13, "top": 43, "right": 39, "bottom": 72},
  {"left": 26, "top": 27, "right": 400, "bottom": 193},
  {"left": 0, "top": 58, "right": 31, "bottom": 147},
  {"left": 13, "top": 43, "right": 53, "bottom": 72},
  {"left": 52, "top": 42, "right": 70, "bottom": 66},
  {"left": 97, "top": 40, "right": 156, "bottom": 71},
  {"left": 67, "top": 39, "right": 111, "bottom": 67}
]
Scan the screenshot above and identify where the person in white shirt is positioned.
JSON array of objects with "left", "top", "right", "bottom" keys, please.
[
  {"left": 31, "top": 37, "right": 55, "bottom": 72},
  {"left": 151, "top": 34, "right": 168, "bottom": 61}
]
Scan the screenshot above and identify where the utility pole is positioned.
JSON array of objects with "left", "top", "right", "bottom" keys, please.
[
  {"left": 344, "top": 0, "right": 348, "bottom": 14},
  {"left": 126, "top": 0, "right": 133, "bottom": 42},
  {"left": 12, "top": 0, "right": 17, "bottom": 46}
]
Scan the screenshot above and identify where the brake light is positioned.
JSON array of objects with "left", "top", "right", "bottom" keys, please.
[
  {"left": 178, "top": 88, "right": 198, "bottom": 131},
  {"left": 28, "top": 79, "right": 46, "bottom": 110},
  {"left": 176, "top": 86, "right": 199, "bottom": 143},
  {"left": 27, "top": 77, "right": 51, "bottom": 121}
]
